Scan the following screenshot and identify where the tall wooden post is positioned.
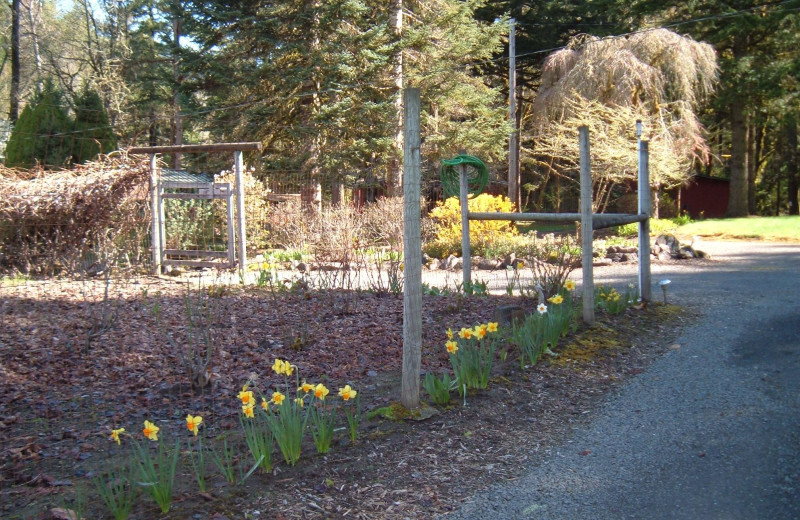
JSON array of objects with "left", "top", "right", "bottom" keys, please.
[
  {"left": 149, "top": 154, "right": 162, "bottom": 275},
  {"left": 401, "top": 88, "right": 422, "bottom": 409},
  {"left": 508, "top": 18, "right": 519, "bottom": 208},
  {"left": 234, "top": 151, "right": 247, "bottom": 277},
  {"left": 579, "top": 126, "right": 595, "bottom": 324},
  {"left": 638, "top": 139, "right": 652, "bottom": 302},
  {"left": 226, "top": 184, "right": 236, "bottom": 268},
  {"left": 459, "top": 150, "right": 471, "bottom": 287}
]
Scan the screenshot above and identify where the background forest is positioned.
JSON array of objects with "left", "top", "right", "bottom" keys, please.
[{"left": 1, "top": 0, "right": 798, "bottom": 217}]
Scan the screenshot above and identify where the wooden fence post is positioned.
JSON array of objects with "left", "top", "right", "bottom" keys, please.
[
  {"left": 638, "top": 140, "right": 652, "bottom": 302},
  {"left": 234, "top": 150, "right": 247, "bottom": 278},
  {"left": 579, "top": 126, "right": 595, "bottom": 324},
  {"left": 149, "top": 154, "right": 162, "bottom": 275},
  {"left": 401, "top": 88, "right": 423, "bottom": 409},
  {"left": 459, "top": 149, "right": 471, "bottom": 287}
]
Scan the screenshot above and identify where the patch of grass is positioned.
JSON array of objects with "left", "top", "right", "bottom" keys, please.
[
  {"left": 518, "top": 222, "right": 576, "bottom": 235},
  {"left": 677, "top": 215, "right": 800, "bottom": 242}
]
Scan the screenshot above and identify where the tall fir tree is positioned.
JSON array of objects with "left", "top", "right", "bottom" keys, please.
[
  {"left": 71, "top": 86, "right": 117, "bottom": 163},
  {"left": 5, "top": 78, "right": 72, "bottom": 168}
]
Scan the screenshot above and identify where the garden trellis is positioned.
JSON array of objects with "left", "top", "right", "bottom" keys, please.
[
  {"left": 128, "top": 142, "right": 262, "bottom": 276},
  {"left": 452, "top": 125, "right": 652, "bottom": 323}
]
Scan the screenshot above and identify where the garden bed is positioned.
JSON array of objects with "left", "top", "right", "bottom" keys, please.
[{"left": 0, "top": 276, "right": 690, "bottom": 519}]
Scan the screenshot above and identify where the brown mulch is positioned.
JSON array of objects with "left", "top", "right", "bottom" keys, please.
[{"left": 0, "top": 275, "right": 691, "bottom": 519}]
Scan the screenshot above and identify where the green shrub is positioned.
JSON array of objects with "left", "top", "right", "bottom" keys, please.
[
  {"left": 5, "top": 79, "right": 73, "bottom": 169},
  {"left": 71, "top": 87, "right": 117, "bottom": 164},
  {"left": 614, "top": 217, "right": 690, "bottom": 237},
  {"left": 214, "top": 169, "right": 271, "bottom": 251}
]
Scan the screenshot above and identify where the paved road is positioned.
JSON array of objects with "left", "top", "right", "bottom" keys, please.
[{"left": 444, "top": 241, "right": 800, "bottom": 520}]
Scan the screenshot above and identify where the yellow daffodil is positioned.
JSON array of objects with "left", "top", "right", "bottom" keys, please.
[
  {"left": 110, "top": 428, "right": 125, "bottom": 445},
  {"left": 537, "top": 303, "right": 548, "bottom": 315},
  {"left": 446, "top": 340, "right": 459, "bottom": 354},
  {"left": 242, "top": 404, "right": 255, "bottom": 418},
  {"left": 314, "top": 383, "right": 330, "bottom": 401},
  {"left": 446, "top": 328, "right": 454, "bottom": 340},
  {"left": 271, "top": 391, "right": 286, "bottom": 405},
  {"left": 487, "top": 322, "right": 498, "bottom": 333},
  {"left": 261, "top": 398, "right": 269, "bottom": 410},
  {"left": 564, "top": 279, "right": 576, "bottom": 291},
  {"left": 272, "top": 359, "right": 294, "bottom": 376},
  {"left": 186, "top": 414, "right": 203, "bottom": 436},
  {"left": 299, "top": 381, "right": 314, "bottom": 393},
  {"left": 238, "top": 389, "right": 255, "bottom": 406},
  {"left": 458, "top": 327, "right": 473, "bottom": 340},
  {"left": 548, "top": 294, "right": 564, "bottom": 305},
  {"left": 515, "top": 261, "right": 524, "bottom": 270},
  {"left": 142, "top": 420, "right": 159, "bottom": 441},
  {"left": 338, "top": 385, "right": 357, "bottom": 401},
  {"left": 272, "top": 359, "right": 286, "bottom": 375},
  {"left": 295, "top": 398, "right": 304, "bottom": 407},
  {"left": 474, "top": 324, "right": 487, "bottom": 339}
]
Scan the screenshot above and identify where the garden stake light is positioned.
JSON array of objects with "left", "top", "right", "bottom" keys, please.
[{"left": 659, "top": 279, "right": 671, "bottom": 304}]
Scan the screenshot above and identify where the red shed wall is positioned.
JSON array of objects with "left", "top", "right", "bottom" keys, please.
[{"left": 679, "top": 176, "right": 729, "bottom": 219}]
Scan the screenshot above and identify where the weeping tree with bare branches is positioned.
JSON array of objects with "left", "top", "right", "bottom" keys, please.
[{"left": 529, "top": 29, "right": 718, "bottom": 215}]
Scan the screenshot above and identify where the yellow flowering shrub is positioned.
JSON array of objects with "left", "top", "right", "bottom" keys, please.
[{"left": 425, "top": 194, "right": 518, "bottom": 258}]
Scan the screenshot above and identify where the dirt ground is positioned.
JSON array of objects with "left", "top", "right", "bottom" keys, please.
[{"left": 0, "top": 273, "right": 690, "bottom": 519}]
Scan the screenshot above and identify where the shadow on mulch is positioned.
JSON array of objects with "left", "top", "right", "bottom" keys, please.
[{"left": 0, "top": 277, "right": 691, "bottom": 519}]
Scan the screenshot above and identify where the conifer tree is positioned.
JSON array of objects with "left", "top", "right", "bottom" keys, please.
[
  {"left": 5, "top": 79, "right": 72, "bottom": 169},
  {"left": 71, "top": 86, "right": 117, "bottom": 163}
]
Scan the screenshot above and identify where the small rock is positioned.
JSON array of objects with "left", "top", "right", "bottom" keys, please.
[{"left": 493, "top": 305, "right": 527, "bottom": 328}]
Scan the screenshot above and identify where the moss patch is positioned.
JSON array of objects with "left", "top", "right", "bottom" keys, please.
[
  {"left": 549, "top": 323, "right": 624, "bottom": 367},
  {"left": 366, "top": 401, "right": 439, "bottom": 421},
  {"left": 549, "top": 304, "right": 685, "bottom": 368}
]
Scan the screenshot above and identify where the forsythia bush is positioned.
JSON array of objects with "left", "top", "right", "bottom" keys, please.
[{"left": 425, "top": 193, "right": 518, "bottom": 258}]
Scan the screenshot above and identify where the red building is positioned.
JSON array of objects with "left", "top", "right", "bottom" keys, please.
[{"left": 678, "top": 175, "right": 729, "bottom": 219}]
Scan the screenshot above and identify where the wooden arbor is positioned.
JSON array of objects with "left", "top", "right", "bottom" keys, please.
[
  {"left": 456, "top": 126, "right": 652, "bottom": 323},
  {"left": 128, "top": 142, "right": 262, "bottom": 276}
]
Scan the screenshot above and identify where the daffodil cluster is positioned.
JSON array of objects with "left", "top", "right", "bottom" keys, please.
[
  {"left": 595, "top": 283, "right": 638, "bottom": 315},
  {"left": 512, "top": 282, "right": 579, "bottom": 368},
  {"left": 445, "top": 322, "right": 499, "bottom": 396}
]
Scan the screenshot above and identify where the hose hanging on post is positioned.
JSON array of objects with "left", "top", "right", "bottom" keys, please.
[{"left": 440, "top": 154, "right": 489, "bottom": 198}]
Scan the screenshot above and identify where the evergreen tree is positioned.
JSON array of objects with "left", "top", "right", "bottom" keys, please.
[
  {"left": 5, "top": 78, "right": 72, "bottom": 168},
  {"left": 71, "top": 86, "right": 118, "bottom": 163}
]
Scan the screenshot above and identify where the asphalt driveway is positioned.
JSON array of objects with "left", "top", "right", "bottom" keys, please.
[{"left": 444, "top": 241, "right": 800, "bottom": 520}]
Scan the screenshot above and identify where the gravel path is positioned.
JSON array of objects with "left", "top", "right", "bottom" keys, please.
[{"left": 443, "top": 241, "right": 800, "bottom": 520}]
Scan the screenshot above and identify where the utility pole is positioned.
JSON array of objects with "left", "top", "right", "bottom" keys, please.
[{"left": 508, "top": 18, "right": 519, "bottom": 209}]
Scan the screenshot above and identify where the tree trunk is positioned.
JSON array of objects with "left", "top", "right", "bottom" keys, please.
[
  {"left": 387, "top": 0, "right": 404, "bottom": 197},
  {"left": 27, "top": 0, "right": 43, "bottom": 82},
  {"left": 786, "top": 116, "right": 799, "bottom": 215},
  {"left": 727, "top": 101, "right": 749, "bottom": 217},
  {"left": 331, "top": 180, "right": 344, "bottom": 206},
  {"left": 172, "top": 10, "right": 183, "bottom": 169},
  {"left": 10, "top": 0, "right": 20, "bottom": 122},
  {"left": 747, "top": 115, "right": 757, "bottom": 215}
]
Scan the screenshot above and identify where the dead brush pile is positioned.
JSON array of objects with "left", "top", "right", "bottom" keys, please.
[{"left": 0, "top": 155, "right": 150, "bottom": 275}]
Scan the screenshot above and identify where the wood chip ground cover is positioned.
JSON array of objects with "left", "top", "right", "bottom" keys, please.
[{"left": 0, "top": 276, "right": 690, "bottom": 519}]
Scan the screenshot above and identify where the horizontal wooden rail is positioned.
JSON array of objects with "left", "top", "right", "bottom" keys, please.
[
  {"left": 468, "top": 211, "right": 647, "bottom": 230},
  {"left": 128, "top": 142, "right": 262, "bottom": 154},
  {"left": 163, "top": 249, "right": 229, "bottom": 258}
]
